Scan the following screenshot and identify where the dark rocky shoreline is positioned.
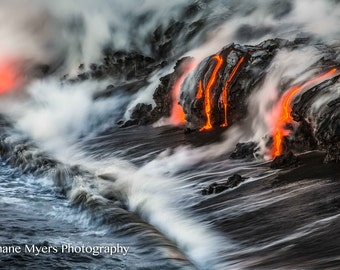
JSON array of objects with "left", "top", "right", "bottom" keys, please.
[{"left": 61, "top": 36, "right": 339, "bottom": 164}]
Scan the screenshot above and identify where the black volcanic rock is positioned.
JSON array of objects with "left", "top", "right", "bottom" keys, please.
[
  {"left": 202, "top": 174, "right": 246, "bottom": 195},
  {"left": 176, "top": 38, "right": 339, "bottom": 160},
  {"left": 286, "top": 120, "right": 318, "bottom": 153},
  {"left": 125, "top": 103, "right": 153, "bottom": 126},
  {"left": 100, "top": 50, "right": 157, "bottom": 81},
  {"left": 61, "top": 34, "right": 339, "bottom": 163},
  {"left": 181, "top": 39, "right": 284, "bottom": 130},
  {"left": 150, "top": 74, "right": 173, "bottom": 121},
  {"left": 270, "top": 151, "right": 299, "bottom": 169},
  {"left": 121, "top": 57, "right": 194, "bottom": 127},
  {"left": 93, "top": 37, "right": 340, "bottom": 166},
  {"left": 179, "top": 38, "right": 339, "bottom": 138},
  {"left": 63, "top": 50, "right": 158, "bottom": 83},
  {"left": 150, "top": 57, "right": 194, "bottom": 123},
  {"left": 230, "top": 142, "right": 258, "bottom": 160},
  {"left": 93, "top": 81, "right": 147, "bottom": 101},
  {"left": 291, "top": 74, "right": 340, "bottom": 163},
  {"left": 131, "top": 103, "right": 152, "bottom": 120},
  {"left": 324, "top": 144, "right": 340, "bottom": 164},
  {"left": 227, "top": 174, "right": 246, "bottom": 188}
]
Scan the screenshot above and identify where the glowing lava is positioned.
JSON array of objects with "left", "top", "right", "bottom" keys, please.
[
  {"left": 196, "top": 81, "right": 203, "bottom": 99},
  {"left": 271, "top": 68, "right": 337, "bottom": 157},
  {"left": 200, "top": 55, "right": 223, "bottom": 131},
  {"left": 170, "top": 60, "right": 196, "bottom": 125},
  {"left": 220, "top": 56, "right": 245, "bottom": 127},
  {"left": 0, "top": 61, "right": 19, "bottom": 94}
]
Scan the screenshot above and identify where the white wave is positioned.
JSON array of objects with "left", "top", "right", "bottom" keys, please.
[{"left": 91, "top": 160, "right": 231, "bottom": 270}]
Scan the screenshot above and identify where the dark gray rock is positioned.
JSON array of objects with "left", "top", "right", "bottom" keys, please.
[
  {"left": 121, "top": 103, "right": 153, "bottom": 127},
  {"left": 121, "top": 57, "right": 194, "bottom": 127},
  {"left": 270, "top": 151, "right": 299, "bottom": 169},
  {"left": 93, "top": 81, "right": 147, "bottom": 101},
  {"left": 227, "top": 174, "right": 245, "bottom": 188},
  {"left": 181, "top": 39, "right": 283, "bottom": 130},
  {"left": 324, "top": 144, "right": 340, "bottom": 164},
  {"left": 230, "top": 142, "right": 258, "bottom": 160},
  {"left": 202, "top": 174, "right": 246, "bottom": 195},
  {"left": 291, "top": 74, "right": 340, "bottom": 163}
]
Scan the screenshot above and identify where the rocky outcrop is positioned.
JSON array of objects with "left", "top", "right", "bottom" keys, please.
[
  {"left": 291, "top": 74, "right": 340, "bottom": 163},
  {"left": 122, "top": 57, "right": 194, "bottom": 127},
  {"left": 270, "top": 151, "right": 299, "bottom": 169},
  {"left": 63, "top": 51, "right": 157, "bottom": 83},
  {"left": 59, "top": 34, "right": 339, "bottom": 161},
  {"left": 180, "top": 39, "right": 289, "bottom": 130},
  {"left": 230, "top": 142, "right": 259, "bottom": 160},
  {"left": 202, "top": 174, "right": 246, "bottom": 195},
  {"left": 176, "top": 39, "right": 338, "bottom": 161},
  {"left": 62, "top": 2, "right": 207, "bottom": 84}
]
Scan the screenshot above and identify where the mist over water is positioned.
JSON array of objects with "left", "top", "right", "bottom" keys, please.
[{"left": 0, "top": 0, "right": 339, "bottom": 269}]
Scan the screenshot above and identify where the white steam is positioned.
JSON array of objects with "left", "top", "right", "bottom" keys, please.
[
  {"left": 181, "top": 0, "right": 339, "bottom": 158},
  {"left": 310, "top": 83, "right": 339, "bottom": 113},
  {"left": 123, "top": 67, "right": 172, "bottom": 120},
  {"left": 8, "top": 79, "right": 128, "bottom": 159},
  {"left": 248, "top": 49, "right": 320, "bottom": 136},
  {"left": 0, "top": 0, "right": 200, "bottom": 76},
  {"left": 0, "top": 0, "right": 65, "bottom": 67},
  {"left": 186, "top": 0, "right": 339, "bottom": 62}
]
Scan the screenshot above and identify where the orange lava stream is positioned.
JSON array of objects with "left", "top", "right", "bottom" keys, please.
[
  {"left": 271, "top": 68, "right": 337, "bottom": 158},
  {"left": 196, "top": 81, "right": 203, "bottom": 99},
  {"left": 273, "top": 127, "right": 285, "bottom": 158},
  {"left": 200, "top": 55, "right": 223, "bottom": 131},
  {"left": 170, "top": 79, "right": 186, "bottom": 124},
  {"left": 220, "top": 56, "right": 245, "bottom": 127},
  {"left": 0, "top": 61, "right": 19, "bottom": 95},
  {"left": 220, "top": 83, "right": 227, "bottom": 128},
  {"left": 170, "top": 61, "right": 196, "bottom": 125}
]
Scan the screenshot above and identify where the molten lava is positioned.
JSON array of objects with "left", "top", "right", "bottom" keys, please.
[
  {"left": 0, "top": 61, "right": 19, "bottom": 94},
  {"left": 170, "top": 60, "right": 196, "bottom": 125},
  {"left": 200, "top": 55, "right": 223, "bottom": 131},
  {"left": 220, "top": 56, "right": 245, "bottom": 127},
  {"left": 170, "top": 80, "right": 186, "bottom": 124},
  {"left": 196, "top": 81, "right": 203, "bottom": 99},
  {"left": 271, "top": 68, "right": 337, "bottom": 157}
]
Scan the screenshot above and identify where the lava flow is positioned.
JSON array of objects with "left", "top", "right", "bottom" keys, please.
[
  {"left": 199, "top": 55, "right": 223, "bottom": 131},
  {"left": 271, "top": 68, "right": 337, "bottom": 157},
  {"left": 196, "top": 81, "right": 203, "bottom": 99},
  {"left": 0, "top": 61, "right": 20, "bottom": 94},
  {"left": 220, "top": 56, "right": 245, "bottom": 127},
  {"left": 170, "top": 60, "right": 196, "bottom": 125}
]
